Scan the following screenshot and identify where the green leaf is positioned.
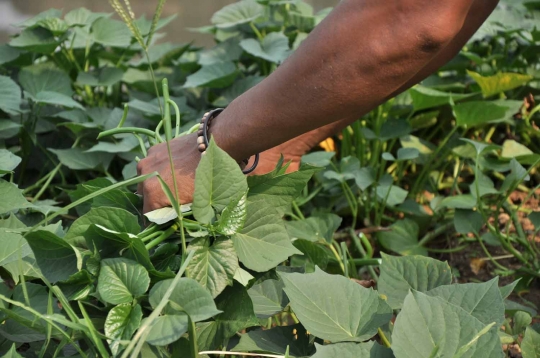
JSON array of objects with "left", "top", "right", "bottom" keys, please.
[
  {"left": 233, "top": 324, "right": 314, "bottom": 357},
  {"left": 248, "top": 279, "right": 288, "bottom": 318},
  {"left": 49, "top": 148, "right": 113, "bottom": 170},
  {"left": 409, "top": 86, "right": 472, "bottom": 111},
  {"left": 64, "top": 8, "right": 111, "bottom": 27},
  {"left": 393, "top": 291, "right": 503, "bottom": 358},
  {"left": 454, "top": 209, "right": 484, "bottom": 234},
  {"left": 426, "top": 278, "right": 505, "bottom": 326},
  {"left": 215, "top": 191, "right": 248, "bottom": 235},
  {"left": 0, "top": 229, "right": 32, "bottom": 268},
  {"left": 285, "top": 214, "right": 342, "bottom": 243},
  {"left": 9, "top": 27, "right": 59, "bottom": 53},
  {"left": 186, "top": 237, "right": 239, "bottom": 298},
  {"left": 0, "top": 121, "right": 22, "bottom": 140},
  {"left": 504, "top": 299, "right": 537, "bottom": 317},
  {"left": 149, "top": 278, "right": 221, "bottom": 319},
  {"left": 0, "top": 45, "right": 22, "bottom": 65},
  {"left": 376, "top": 183, "right": 408, "bottom": 207},
  {"left": 232, "top": 201, "right": 301, "bottom": 272},
  {"left": 199, "top": 38, "right": 244, "bottom": 66},
  {"left": 17, "top": 9, "right": 62, "bottom": 28},
  {"left": 501, "top": 140, "right": 534, "bottom": 159},
  {"left": 292, "top": 239, "right": 330, "bottom": 269},
  {"left": 65, "top": 207, "right": 140, "bottom": 250},
  {"left": 151, "top": 243, "right": 180, "bottom": 272},
  {"left": 211, "top": 0, "right": 265, "bottom": 28},
  {"left": 25, "top": 230, "right": 81, "bottom": 283},
  {"left": 522, "top": 326, "right": 540, "bottom": 358},
  {"left": 380, "top": 118, "right": 412, "bottom": 141},
  {"left": 146, "top": 278, "right": 221, "bottom": 345},
  {"left": 400, "top": 135, "right": 435, "bottom": 164},
  {"left": 135, "top": 14, "right": 177, "bottom": 36},
  {"left": 513, "top": 311, "right": 532, "bottom": 336},
  {"left": 192, "top": 138, "right": 248, "bottom": 224},
  {"left": 240, "top": 32, "right": 290, "bottom": 63},
  {"left": 184, "top": 62, "right": 238, "bottom": 89},
  {"left": 460, "top": 139, "right": 500, "bottom": 157},
  {"left": 84, "top": 224, "right": 152, "bottom": 270},
  {"left": 0, "top": 76, "right": 22, "bottom": 115},
  {"left": 353, "top": 167, "right": 377, "bottom": 190},
  {"left": 438, "top": 194, "right": 476, "bottom": 210},
  {"left": 499, "top": 279, "right": 520, "bottom": 299},
  {"left": 0, "top": 214, "right": 26, "bottom": 229},
  {"left": 35, "top": 18, "right": 69, "bottom": 36},
  {"left": 2, "top": 344, "right": 23, "bottom": 358},
  {"left": 0, "top": 283, "right": 60, "bottom": 342},
  {"left": 280, "top": 268, "right": 392, "bottom": 342},
  {"left": 104, "top": 303, "right": 142, "bottom": 356},
  {"left": 196, "top": 283, "right": 259, "bottom": 351},
  {"left": 76, "top": 67, "right": 124, "bottom": 87},
  {"left": 145, "top": 206, "right": 191, "bottom": 225},
  {"left": 454, "top": 101, "right": 510, "bottom": 127},
  {"left": 0, "top": 179, "right": 33, "bottom": 214},
  {"left": 301, "top": 151, "right": 335, "bottom": 167},
  {"left": 378, "top": 253, "right": 452, "bottom": 309},
  {"left": 377, "top": 219, "right": 427, "bottom": 256},
  {"left": 29, "top": 91, "right": 84, "bottom": 110},
  {"left": 234, "top": 267, "right": 254, "bottom": 286},
  {"left": 57, "top": 270, "right": 93, "bottom": 301},
  {"left": 530, "top": 212, "right": 540, "bottom": 233},
  {"left": 468, "top": 71, "right": 532, "bottom": 97},
  {"left": 501, "top": 159, "right": 530, "bottom": 193},
  {"left": 0, "top": 149, "right": 22, "bottom": 175},
  {"left": 97, "top": 258, "right": 150, "bottom": 305},
  {"left": 311, "top": 342, "right": 394, "bottom": 358},
  {"left": 91, "top": 18, "right": 132, "bottom": 47},
  {"left": 18, "top": 63, "right": 72, "bottom": 97},
  {"left": 382, "top": 148, "right": 420, "bottom": 162},
  {"left": 247, "top": 164, "right": 320, "bottom": 215}
]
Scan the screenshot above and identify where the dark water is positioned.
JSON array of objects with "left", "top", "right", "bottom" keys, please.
[{"left": 0, "top": 0, "right": 336, "bottom": 46}]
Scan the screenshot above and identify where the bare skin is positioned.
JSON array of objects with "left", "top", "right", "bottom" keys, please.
[{"left": 137, "top": 0, "right": 499, "bottom": 213}]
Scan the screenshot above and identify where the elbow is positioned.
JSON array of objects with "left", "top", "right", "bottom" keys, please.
[
  {"left": 414, "top": 22, "right": 461, "bottom": 54},
  {"left": 403, "top": 4, "right": 473, "bottom": 53}
]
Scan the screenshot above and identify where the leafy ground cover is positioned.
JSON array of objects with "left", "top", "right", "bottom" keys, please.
[{"left": 0, "top": 0, "right": 539, "bottom": 357}]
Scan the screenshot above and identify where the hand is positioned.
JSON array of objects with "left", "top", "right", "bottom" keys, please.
[{"left": 137, "top": 133, "right": 200, "bottom": 213}]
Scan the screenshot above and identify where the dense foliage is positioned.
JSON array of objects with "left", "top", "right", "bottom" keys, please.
[{"left": 0, "top": 0, "right": 539, "bottom": 357}]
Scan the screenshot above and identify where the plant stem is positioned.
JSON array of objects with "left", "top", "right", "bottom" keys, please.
[
  {"left": 249, "top": 22, "right": 264, "bottom": 42},
  {"left": 378, "top": 328, "right": 391, "bottom": 348},
  {"left": 32, "top": 164, "right": 61, "bottom": 202},
  {"left": 349, "top": 258, "right": 381, "bottom": 266},
  {"left": 349, "top": 229, "right": 379, "bottom": 280},
  {"left": 140, "top": 230, "right": 163, "bottom": 243},
  {"left": 418, "top": 221, "right": 454, "bottom": 247},
  {"left": 98, "top": 127, "right": 157, "bottom": 139},
  {"left": 145, "top": 225, "right": 177, "bottom": 250},
  {"left": 412, "top": 125, "right": 458, "bottom": 196},
  {"left": 291, "top": 201, "right": 305, "bottom": 220},
  {"left": 188, "top": 316, "right": 198, "bottom": 358}
]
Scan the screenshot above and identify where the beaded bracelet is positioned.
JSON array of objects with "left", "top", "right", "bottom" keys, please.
[{"left": 197, "top": 108, "right": 260, "bottom": 175}]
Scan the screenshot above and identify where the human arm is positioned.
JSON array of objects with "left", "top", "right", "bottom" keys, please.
[
  {"left": 253, "top": 0, "right": 500, "bottom": 174},
  {"left": 137, "top": 0, "right": 498, "bottom": 212}
]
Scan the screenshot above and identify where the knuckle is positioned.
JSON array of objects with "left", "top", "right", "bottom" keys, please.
[{"left": 136, "top": 160, "right": 146, "bottom": 175}]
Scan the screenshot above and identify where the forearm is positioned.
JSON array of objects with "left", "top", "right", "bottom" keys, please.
[
  {"left": 273, "top": 0, "right": 499, "bottom": 153},
  {"left": 211, "top": 0, "right": 477, "bottom": 161}
]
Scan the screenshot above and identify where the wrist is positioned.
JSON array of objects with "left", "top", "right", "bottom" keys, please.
[
  {"left": 208, "top": 104, "right": 255, "bottom": 162},
  {"left": 199, "top": 107, "right": 260, "bottom": 174}
]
